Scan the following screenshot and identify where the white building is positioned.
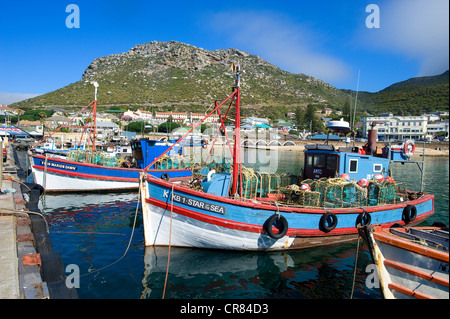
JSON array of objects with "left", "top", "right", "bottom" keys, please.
[
  {"left": 122, "top": 109, "right": 152, "bottom": 121},
  {"left": 244, "top": 117, "right": 270, "bottom": 126},
  {"left": 426, "top": 120, "right": 449, "bottom": 139},
  {"left": 362, "top": 114, "right": 428, "bottom": 140}
]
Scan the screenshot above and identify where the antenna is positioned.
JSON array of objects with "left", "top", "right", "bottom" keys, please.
[
  {"left": 352, "top": 70, "right": 360, "bottom": 128},
  {"left": 92, "top": 81, "right": 99, "bottom": 100},
  {"left": 231, "top": 63, "right": 240, "bottom": 88}
]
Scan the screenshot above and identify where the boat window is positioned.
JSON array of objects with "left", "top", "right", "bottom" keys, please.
[
  {"left": 326, "top": 156, "right": 337, "bottom": 170},
  {"left": 373, "top": 164, "right": 382, "bottom": 172},
  {"left": 349, "top": 159, "right": 358, "bottom": 173},
  {"left": 306, "top": 155, "right": 313, "bottom": 167},
  {"left": 313, "top": 154, "right": 326, "bottom": 168}
]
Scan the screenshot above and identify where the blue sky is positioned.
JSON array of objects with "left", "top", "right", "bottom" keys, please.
[{"left": 0, "top": 0, "right": 448, "bottom": 104}]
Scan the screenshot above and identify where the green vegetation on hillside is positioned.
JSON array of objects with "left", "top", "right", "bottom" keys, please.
[
  {"left": 9, "top": 41, "right": 448, "bottom": 119},
  {"left": 343, "top": 70, "right": 449, "bottom": 116}
]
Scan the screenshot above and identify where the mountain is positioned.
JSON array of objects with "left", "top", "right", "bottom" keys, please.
[
  {"left": 344, "top": 70, "right": 449, "bottom": 116},
  {"left": 10, "top": 41, "right": 348, "bottom": 118},
  {"left": 10, "top": 41, "right": 448, "bottom": 118}
]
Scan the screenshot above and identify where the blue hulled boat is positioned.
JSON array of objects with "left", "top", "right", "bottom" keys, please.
[{"left": 29, "top": 83, "right": 191, "bottom": 192}]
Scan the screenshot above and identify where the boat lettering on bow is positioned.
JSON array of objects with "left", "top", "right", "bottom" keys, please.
[
  {"left": 173, "top": 193, "right": 226, "bottom": 214},
  {"left": 39, "top": 160, "right": 77, "bottom": 171}
]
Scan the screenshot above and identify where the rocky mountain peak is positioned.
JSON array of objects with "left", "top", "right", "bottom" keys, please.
[{"left": 82, "top": 40, "right": 273, "bottom": 80}]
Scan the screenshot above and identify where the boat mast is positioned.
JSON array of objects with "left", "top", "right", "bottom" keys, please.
[
  {"left": 231, "top": 64, "right": 241, "bottom": 196},
  {"left": 92, "top": 81, "right": 99, "bottom": 152}
]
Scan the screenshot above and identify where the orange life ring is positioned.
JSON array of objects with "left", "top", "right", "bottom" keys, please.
[{"left": 403, "top": 140, "right": 415, "bottom": 157}]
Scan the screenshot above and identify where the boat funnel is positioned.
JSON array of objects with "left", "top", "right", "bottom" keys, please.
[{"left": 363, "top": 122, "right": 380, "bottom": 156}]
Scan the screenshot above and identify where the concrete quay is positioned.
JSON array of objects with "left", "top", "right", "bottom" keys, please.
[{"left": 0, "top": 141, "right": 78, "bottom": 299}]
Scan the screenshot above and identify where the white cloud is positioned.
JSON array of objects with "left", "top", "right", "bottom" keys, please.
[
  {"left": 363, "top": 0, "right": 449, "bottom": 76},
  {"left": 0, "top": 92, "right": 40, "bottom": 105},
  {"left": 208, "top": 11, "right": 350, "bottom": 83}
]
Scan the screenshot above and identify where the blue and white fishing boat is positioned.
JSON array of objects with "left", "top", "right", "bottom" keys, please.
[
  {"left": 139, "top": 64, "right": 435, "bottom": 251},
  {"left": 29, "top": 83, "right": 191, "bottom": 192}
]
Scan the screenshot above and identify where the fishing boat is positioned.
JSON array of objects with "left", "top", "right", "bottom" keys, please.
[
  {"left": 28, "top": 83, "right": 191, "bottom": 192},
  {"left": 139, "top": 64, "right": 435, "bottom": 251},
  {"left": 359, "top": 224, "right": 449, "bottom": 299}
]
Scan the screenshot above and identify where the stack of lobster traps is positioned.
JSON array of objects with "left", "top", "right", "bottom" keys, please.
[{"left": 277, "top": 177, "right": 408, "bottom": 208}]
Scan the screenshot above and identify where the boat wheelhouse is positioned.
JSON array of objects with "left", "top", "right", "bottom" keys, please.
[{"left": 303, "top": 144, "right": 390, "bottom": 181}]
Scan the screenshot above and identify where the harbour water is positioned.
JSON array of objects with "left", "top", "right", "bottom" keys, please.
[{"left": 18, "top": 149, "right": 449, "bottom": 299}]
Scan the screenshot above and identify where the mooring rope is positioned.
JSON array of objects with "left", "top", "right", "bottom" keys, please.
[
  {"left": 0, "top": 207, "right": 50, "bottom": 233},
  {"left": 350, "top": 230, "right": 362, "bottom": 299},
  {"left": 76, "top": 187, "right": 141, "bottom": 279},
  {"left": 43, "top": 154, "right": 48, "bottom": 198},
  {"left": 162, "top": 182, "right": 175, "bottom": 299}
]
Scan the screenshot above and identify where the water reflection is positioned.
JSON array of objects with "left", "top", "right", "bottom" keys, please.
[{"left": 141, "top": 243, "right": 380, "bottom": 299}]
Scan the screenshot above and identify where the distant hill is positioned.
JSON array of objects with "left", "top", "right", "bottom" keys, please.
[
  {"left": 10, "top": 41, "right": 347, "bottom": 119},
  {"left": 343, "top": 70, "right": 449, "bottom": 116},
  {"left": 10, "top": 41, "right": 448, "bottom": 118}
]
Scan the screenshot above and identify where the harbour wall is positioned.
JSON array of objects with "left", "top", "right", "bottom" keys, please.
[{"left": 0, "top": 140, "right": 78, "bottom": 299}]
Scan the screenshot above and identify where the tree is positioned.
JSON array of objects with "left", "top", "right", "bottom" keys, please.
[
  {"left": 125, "top": 121, "right": 152, "bottom": 133},
  {"left": 305, "top": 104, "right": 325, "bottom": 133},
  {"left": 157, "top": 120, "right": 181, "bottom": 133},
  {"left": 342, "top": 96, "right": 351, "bottom": 123},
  {"left": 295, "top": 106, "right": 306, "bottom": 129}
]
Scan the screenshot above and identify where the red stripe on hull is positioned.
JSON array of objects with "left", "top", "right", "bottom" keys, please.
[
  {"left": 34, "top": 165, "right": 191, "bottom": 183},
  {"left": 145, "top": 196, "right": 434, "bottom": 238}
]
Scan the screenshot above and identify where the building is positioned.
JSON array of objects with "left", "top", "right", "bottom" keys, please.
[
  {"left": 426, "top": 120, "right": 449, "bottom": 140},
  {"left": 244, "top": 117, "right": 270, "bottom": 126},
  {"left": 154, "top": 112, "right": 188, "bottom": 124},
  {"left": 362, "top": 114, "right": 428, "bottom": 140}
]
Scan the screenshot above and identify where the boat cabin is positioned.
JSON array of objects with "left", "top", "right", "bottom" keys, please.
[
  {"left": 303, "top": 144, "right": 390, "bottom": 181},
  {"left": 131, "top": 139, "right": 182, "bottom": 169}
]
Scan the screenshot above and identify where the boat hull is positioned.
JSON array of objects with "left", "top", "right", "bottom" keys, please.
[
  {"left": 361, "top": 225, "right": 449, "bottom": 299},
  {"left": 30, "top": 154, "right": 191, "bottom": 192},
  {"left": 141, "top": 175, "right": 434, "bottom": 251}
]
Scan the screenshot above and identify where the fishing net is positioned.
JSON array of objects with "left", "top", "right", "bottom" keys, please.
[
  {"left": 278, "top": 184, "right": 321, "bottom": 207},
  {"left": 239, "top": 167, "right": 300, "bottom": 200},
  {"left": 276, "top": 177, "right": 406, "bottom": 208},
  {"left": 66, "top": 150, "right": 120, "bottom": 167}
]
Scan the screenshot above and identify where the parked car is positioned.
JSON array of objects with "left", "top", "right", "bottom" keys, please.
[{"left": 14, "top": 135, "right": 35, "bottom": 143}]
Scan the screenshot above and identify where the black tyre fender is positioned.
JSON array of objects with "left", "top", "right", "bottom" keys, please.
[
  {"left": 263, "top": 214, "right": 288, "bottom": 239},
  {"left": 402, "top": 204, "right": 417, "bottom": 224},
  {"left": 319, "top": 212, "right": 338, "bottom": 232},
  {"left": 356, "top": 210, "right": 371, "bottom": 227},
  {"left": 161, "top": 173, "right": 169, "bottom": 181},
  {"left": 24, "top": 182, "right": 45, "bottom": 196}
]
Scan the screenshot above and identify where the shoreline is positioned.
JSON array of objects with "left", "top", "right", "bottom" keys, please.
[
  {"left": 36, "top": 132, "right": 450, "bottom": 157},
  {"left": 233, "top": 141, "right": 449, "bottom": 157}
]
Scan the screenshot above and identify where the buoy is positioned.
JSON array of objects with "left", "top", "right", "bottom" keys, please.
[
  {"left": 300, "top": 184, "right": 310, "bottom": 192},
  {"left": 373, "top": 174, "right": 384, "bottom": 182},
  {"left": 385, "top": 176, "right": 395, "bottom": 183},
  {"left": 340, "top": 173, "right": 350, "bottom": 181},
  {"left": 358, "top": 179, "right": 369, "bottom": 188}
]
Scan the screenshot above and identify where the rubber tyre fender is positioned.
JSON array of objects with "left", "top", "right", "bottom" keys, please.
[
  {"left": 356, "top": 210, "right": 371, "bottom": 227},
  {"left": 161, "top": 173, "right": 169, "bottom": 181},
  {"left": 402, "top": 204, "right": 417, "bottom": 224},
  {"left": 25, "top": 182, "right": 45, "bottom": 196},
  {"left": 319, "top": 212, "right": 338, "bottom": 232},
  {"left": 263, "top": 214, "right": 288, "bottom": 239}
]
